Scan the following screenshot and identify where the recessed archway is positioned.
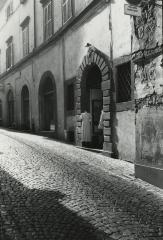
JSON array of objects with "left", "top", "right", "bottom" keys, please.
[
  {"left": 39, "top": 71, "right": 57, "bottom": 135},
  {"left": 7, "top": 90, "right": 14, "bottom": 127},
  {"left": 81, "top": 64, "right": 103, "bottom": 148},
  {"left": 21, "top": 85, "right": 30, "bottom": 130},
  {"left": 75, "top": 46, "right": 112, "bottom": 153}
]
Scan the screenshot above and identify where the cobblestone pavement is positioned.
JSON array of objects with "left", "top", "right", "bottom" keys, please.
[{"left": 0, "top": 128, "right": 163, "bottom": 240}]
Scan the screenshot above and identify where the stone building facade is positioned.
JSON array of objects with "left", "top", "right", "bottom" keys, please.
[{"left": 0, "top": 0, "right": 162, "bottom": 183}]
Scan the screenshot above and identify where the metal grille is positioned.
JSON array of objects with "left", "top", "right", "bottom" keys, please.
[{"left": 116, "top": 61, "right": 131, "bottom": 103}]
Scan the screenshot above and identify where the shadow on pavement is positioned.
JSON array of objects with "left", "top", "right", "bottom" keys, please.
[{"left": 0, "top": 168, "right": 111, "bottom": 240}]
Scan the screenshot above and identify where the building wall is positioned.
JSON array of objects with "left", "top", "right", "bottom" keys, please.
[{"left": 1, "top": 0, "right": 161, "bottom": 164}]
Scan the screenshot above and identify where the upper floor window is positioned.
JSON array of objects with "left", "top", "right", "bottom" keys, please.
[
  {"left": 6, "top": 1, "right": 13, "bottom": 21},
  {"left": 43, "top": 1, "right": 53, "bottom": 40},
  {"left": 22, "top": 26, "right": 29, "bottom": 57},
  {"left": 20, "top": 16, "right": 30, "bottom": 57},
  {"left": 62, "top": 0, "right": 73, "bottom": 24},
  {"left": 6, "top": 37, "right": 14, "bottom": 70}
]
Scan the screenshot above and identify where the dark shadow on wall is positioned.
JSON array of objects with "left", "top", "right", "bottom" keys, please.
[{"left": 0, "top": 168, "right": 112, "bottom": 240}]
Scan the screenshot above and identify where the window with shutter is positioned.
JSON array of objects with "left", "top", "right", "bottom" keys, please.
[
  {"left": 6, "top": 1, "right": 13, "bottom": 21},
  {"left": 62, "top": 0, "right": 73, "bottom": 24},
  {"left": 22, "top": 25, "right": 29, "bottom": 56},
  {"left": 43, "top": 1, "right": 53, "bottom": 41},
  {"left": 6, "top": 39, "right": 14, "bottom": 70}
]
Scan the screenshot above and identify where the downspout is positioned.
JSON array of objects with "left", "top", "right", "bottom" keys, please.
[{"left": 31, "top": 0, "right": 36, "bottom": 132}]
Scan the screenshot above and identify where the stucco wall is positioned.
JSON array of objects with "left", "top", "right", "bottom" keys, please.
[
  {"left": 64, "top": 5, "right": 111, "bottom": 80},
  {"left": 0, "top": 0, "right": 34, "bottom": 73},
  {"left": 112, "top": 110, "right": 136, "bottom": 162}
]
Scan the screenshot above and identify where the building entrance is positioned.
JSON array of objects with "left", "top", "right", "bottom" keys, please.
[
  {"left": 7, "top": 90, "right": 14, "bottom": 127},
  {"left": 81, "top": 65, "right": 103, "bottom": 149},
  {"left": 39, "top": 72, "right": 57, "bottom": 135},
  {"left": 21, "top": 86, "right": 30, "bottom": 130}
]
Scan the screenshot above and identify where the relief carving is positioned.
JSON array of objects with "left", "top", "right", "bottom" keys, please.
[{"left": 134, "top": 1, "right": 157, "bottom": 49}]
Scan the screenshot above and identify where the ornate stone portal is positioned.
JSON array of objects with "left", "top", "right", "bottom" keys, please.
[{"left": 75, "top": 46, "right": 112, "bottom": 154}]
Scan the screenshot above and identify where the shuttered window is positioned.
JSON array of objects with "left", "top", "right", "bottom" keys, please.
[
  {"left": 44, "top": 1, "right": 53, "bottom": 40},
  {"left": 6, "top": 40, "right": 14, "bottom": 70},
  {"left": 62, "top": 0, "right": 72, "bottom": 24},
  {"left": 6, "top": 1, "right": 13, "bottom": 21},
  {"left": 22, "top": 25, "right": 29, "bottom": 56}
]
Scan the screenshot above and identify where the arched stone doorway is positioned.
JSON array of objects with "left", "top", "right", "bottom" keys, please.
[
  {"left": 75, "top": 46, "right": 112, "bottom": 154},
  {"left": 21, "top": 85, "right": 30, "bottom": 130},
  {"left": 39, "top": 71, "right": 57, "bottom": 135},
  {"left": 7, "top": 90, "right": 14, "bottom": 127}
]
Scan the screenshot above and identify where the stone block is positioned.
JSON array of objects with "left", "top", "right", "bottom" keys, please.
[
  {"left": 102, "top": 66, "right": 109, "bottom": 76},
  {"left": 101, "top": 80, "right": 110, "bottom": 90},
  {"left": 103, "top": 142, "right": 112, "bottom": 152},
  {"left": 75, "top": 83, "right": 81, "bottom": 89},
  {"left": 104, "top": 127, "right": 111, "bottom": 136},
  {"left": 103, "top": 105, "right": 110, "bottom": 112},
  {"left": 104, "top": 120, "right": 110, "bottom": 127},
  {"left": 103, "top": 112, "right": 110, "bottom": 120},
  {"left": 77, "top": 109, "right": 81, "bottom": 115},
  {"left": 76, "top": 102, "right": 81, "bottom": 109},
  {"left": 102, "top": 74, "right": 109, "bottom": 81},
  {"left": 104, "top": 135, "right": 110, "bottom": 142},
  {"left": 103, "top": 96, "right": 110, "bottom": 105},
  {"left": 75, "top": 89, "right": 81, "bottom": 97},
  {"left": 103, "top": 90, "right": 110, "bottom": 97}
]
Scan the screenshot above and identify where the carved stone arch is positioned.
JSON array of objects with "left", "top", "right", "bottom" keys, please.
[{"left": 75, "top": 46, "right": 112, "bottom": 154}]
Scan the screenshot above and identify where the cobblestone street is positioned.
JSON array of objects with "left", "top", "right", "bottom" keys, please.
[{"left": 0, "top": 128, "right": 163, "bottom": 240}]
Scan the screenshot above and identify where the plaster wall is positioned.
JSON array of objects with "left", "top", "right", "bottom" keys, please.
[
  {"left": 64, "top": 6, "right": 111, "bottom": 80},
  {"left": 111, "top": 0, "right": 132, "bottom": 59},
  {"left": 113, "top": 110, "right": 136, "bottom": 162},
  {"left": 0, "top": 0, "right": 34, "bottom": 73},
  {"left": 35, "top": 0, "right": 62, "bottom": 47}
]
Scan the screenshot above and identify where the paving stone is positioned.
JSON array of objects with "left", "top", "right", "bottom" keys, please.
[{"left": 0, "top": 128, "right": 162, "bottom": 240}]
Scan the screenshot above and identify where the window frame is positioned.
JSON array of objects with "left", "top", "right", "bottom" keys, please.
[
  {"left": 22, "top": 24, "right": 29, "bottom": 57},
  {"left": 62, "top": 0, "right": 73, "bottom": 25},
  {"left": 6, "top": 1, "right": 13, "bottom": 21},
  {"left": 113, "top": 56, "right": 134, "bottom": 112},
  {"left": 43, "top": 0, "right": 53, "bottom": 41},
  {"left": 6, "top": 37, "right": 14, "bottom": 70}
]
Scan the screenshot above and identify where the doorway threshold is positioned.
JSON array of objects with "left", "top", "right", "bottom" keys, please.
[{"left": 76, "top": 146, "right": 112, "bottom": 157}]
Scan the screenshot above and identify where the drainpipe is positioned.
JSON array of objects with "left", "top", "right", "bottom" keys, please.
[{"left": 33, "top": 0, "right": 37, "bottom": 48}]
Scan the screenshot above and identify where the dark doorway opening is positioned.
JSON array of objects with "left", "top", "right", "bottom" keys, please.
[
  {"left": 81, "top": 64, "right": 103, "bottom": 149},
  {"left": 7, "top": 90, "right": 14, "bottom": 127},
  {"left": 21, "top": 85, "right": 30, "bottom": 130},
  {"left": 39, "top": 73, "right": 57, "bottom": 135}
]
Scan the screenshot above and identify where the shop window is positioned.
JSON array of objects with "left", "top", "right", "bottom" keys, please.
[
  {"left": 67, "top": 83, "right": 74, "bottom": 111},
  {"left": 6, "top": 37, "right": 14, "bottom": 70},
  {"left": 43, "top": 1, "right": 53, "bottom": 40},
  {"left": 116, "top": 61, "right": 131, "bottom": 103},
  {"left": 62, "top": 0, "right": 73, "bottom": 24}
]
